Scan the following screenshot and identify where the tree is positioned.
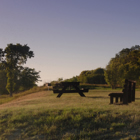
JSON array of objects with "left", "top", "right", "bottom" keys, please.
[
  {"left": 64, "top": 76, "right": 78, "bottom": 82},
  {"left": 19, "top": 67, "right": 40, "bottom": 90},
  {"left": 58, "top": 78, "right": 63, "bottom": 82},
  {"left": 76, "top": 68, "right": 106, "bottom": 84},
  {"left": 105, "top": 45, "right": 140, "bottom": 88},
  {"left": 104, "top": 58, "right": 120, "bottom": 88},
  {"left": 0, "top": 44, "right": 34, "bottom": 96}
]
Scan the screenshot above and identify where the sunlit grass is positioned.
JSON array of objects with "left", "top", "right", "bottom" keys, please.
[
  {"left": 0, "top": 86, "right": 48, "bottom": 105},
  {"left": 0, "top": 89, "right": 140, "bottom": 139}
]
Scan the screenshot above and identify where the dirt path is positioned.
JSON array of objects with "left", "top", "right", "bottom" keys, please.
[{"left": 0, "top": 91, "right": 49, "bottom": 109}]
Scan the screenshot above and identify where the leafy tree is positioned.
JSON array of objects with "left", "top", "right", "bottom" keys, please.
[
  {"left": 0, "top": 44, "right": 34, "bottom": 96},
  {"left": 58, "top": 78, "right": 63, "bottom": 82},
  {"left": 64, "top": 76, "right": 78, "bottom": 82},
  {"left": 19, "top": 67, "right": 40, "bottom": 90},
  {"left": 105, "top": 45, "right": 140, "bottom": 88},
  {"left": 104, "top": 58, "right": 120, "bottom": 88},
  {"left": 76, "top": 68, "right": 106, "bottom": 84}
]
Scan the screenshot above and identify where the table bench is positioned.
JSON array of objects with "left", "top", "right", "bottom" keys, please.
[
  {"left": 53, "top": 82, "right": 89, "bottom": 98},
  {"left": 108, "top": 79, "right": 136, "bottom": 104}
]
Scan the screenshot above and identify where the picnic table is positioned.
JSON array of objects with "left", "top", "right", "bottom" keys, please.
[{"left": 53, "top": 82, "right": 89, "bottom": 98}]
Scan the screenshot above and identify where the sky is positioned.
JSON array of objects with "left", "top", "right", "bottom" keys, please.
[{"left": 0, "top": 0, "right": 140, "bottom": 85}]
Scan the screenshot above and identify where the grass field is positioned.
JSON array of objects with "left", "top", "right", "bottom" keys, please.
[{"left": 0, "top": 89, "right": 140, "bottom": 140}]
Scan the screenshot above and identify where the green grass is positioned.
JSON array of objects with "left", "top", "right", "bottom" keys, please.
[{"left": 0, "top": 89, "right": 140, "bottom": 139}]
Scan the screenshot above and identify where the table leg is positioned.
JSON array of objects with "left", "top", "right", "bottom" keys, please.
[
  {"left": 110, "top": 96, "right": 113, "bottom": 104},
  {"left": 57, "top": 92, "right": 63, "bottom": 98},
  {"left": 79, "top": 91, "right": 86, "bottom": 97},
  {"left": 57, "top": 85, "right": 68, "bottom": 98},
  {"left": 120, "top": 97, "right": 123, "bottom": 102},
  {"left": 73, "top": 85, "right": 86, "bottom": 97},
  {"left": 115, "top": 97, "right": 118, "bottom": 103}
]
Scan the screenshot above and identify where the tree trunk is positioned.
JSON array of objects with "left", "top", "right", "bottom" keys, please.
[
  {"left": 111, "top": 85, "right": 116, "bottom": 89},
  {"left": 9, "top": 92, "right": 13, "bottom": 97}
]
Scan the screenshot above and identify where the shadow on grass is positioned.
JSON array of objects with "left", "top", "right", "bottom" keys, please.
[
  {"left": 86, "top": 96, "right": 109, "bottom": 99},
  {"left": 135, "top": 98, "right": 140, "bottom": 100}
]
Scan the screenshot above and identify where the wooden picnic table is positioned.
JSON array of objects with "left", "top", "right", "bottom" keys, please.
[{"left": 53, "top": 82, "right": 89, "bottom": 98}]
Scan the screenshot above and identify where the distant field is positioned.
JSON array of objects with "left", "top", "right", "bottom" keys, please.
[{"left": 0, "top": 89, "right": 140, "bottom": 140}]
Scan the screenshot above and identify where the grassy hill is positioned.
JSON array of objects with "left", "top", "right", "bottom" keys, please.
[{"left": 0, "top": 89, "right": 140, "bottom": 140}]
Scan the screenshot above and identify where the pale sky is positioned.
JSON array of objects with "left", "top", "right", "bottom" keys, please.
[{"left": 0, "top": 0, "right": 140, "bottom": 85}]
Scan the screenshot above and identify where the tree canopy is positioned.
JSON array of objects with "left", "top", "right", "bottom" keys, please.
[
  {"left": 105, "top": 45, "right": 140, "bottom": 88},
  {"left": 64, "top": 68, "right": 106, "bottom": 84},
  {"left": 19, "top": 67, "right": 40, "bottom": 90},
  {"left": 0, "top": 44, "right": 40, "bottom": 96},
  {"left": 78, "top": 68, "right": 106, "bottom": 84}
]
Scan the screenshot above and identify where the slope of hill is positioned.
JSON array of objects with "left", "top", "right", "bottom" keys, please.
[{"left": 0, "top": 90, "right": 140, "bottom": 140}]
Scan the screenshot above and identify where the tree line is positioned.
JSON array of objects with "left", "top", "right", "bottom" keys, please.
[
  {"left": 0, "top": 44, "right": 40, "bottom": 96},
  {"left": 1, "top": 43, "right": 140, "bottom": 96},
  {"left": 61, "top": 45, "right": 140, "bottom": 89},
  {"left": 64, "top": 68, "right": 106, "bottom": 84}
]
